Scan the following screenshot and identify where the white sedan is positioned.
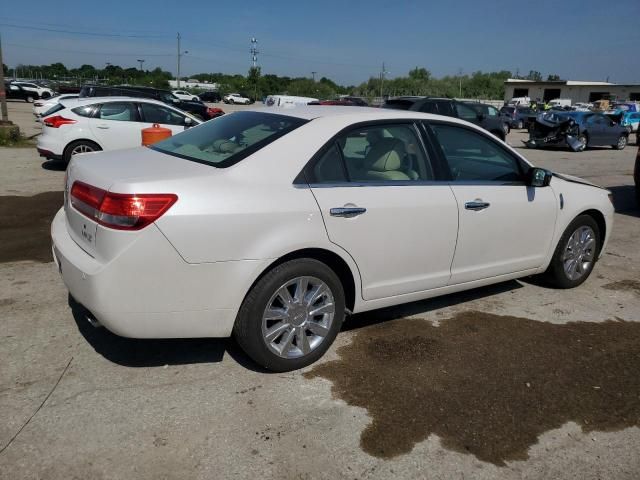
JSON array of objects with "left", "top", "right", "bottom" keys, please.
[
  {"left": 51, "top": 107, "right": 614, "bottom": 371},
  {"left": 37, "top": 97, "right": 201, "bottom": 163},
  {"left": 172, "top": 90, "right": 200, "bottom": 102}
]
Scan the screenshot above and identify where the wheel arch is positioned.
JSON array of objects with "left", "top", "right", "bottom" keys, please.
[
  {"left": 579, "top": 208, "right": 606, "bottom": 252},
  {"left": 63, "top": 138, "right": 103, "bottom": 157},
  {"left": 243, "top": 248, "right": 358, "bottom": 313}
]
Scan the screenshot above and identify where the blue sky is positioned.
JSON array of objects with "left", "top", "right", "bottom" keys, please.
[{"left": 2, "top": 0, "right": 639, "bottom": 85}]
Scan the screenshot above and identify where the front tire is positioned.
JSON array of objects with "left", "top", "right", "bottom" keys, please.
[
  {"left": 233, "top": 259, "right": 345, "bottom": 372},
  {"left": 543, "top": 215, "right": 600, "bottom": 289}
]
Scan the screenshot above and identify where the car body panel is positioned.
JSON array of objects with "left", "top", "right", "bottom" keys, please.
[{"left": 51, "top": 106, "right": 614, "bottom": 339}]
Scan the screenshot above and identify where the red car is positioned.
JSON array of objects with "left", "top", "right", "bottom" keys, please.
[{"left": 206, "top": 107, "right": 225, "bottom": 119}]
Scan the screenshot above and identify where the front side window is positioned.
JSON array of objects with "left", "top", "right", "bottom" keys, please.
[
  {"left": 141, "top": 103, "right": 186, "bottom": 126},
  {"left": 430, "top": 123, "right": 523, "bottom": 182},
  {"left": 151, "top": 111, "right": 307, "bottom": 167},
  {"left": 308, "top": 124, "right": 434, "bottom": 183},
  {"left": 98, "top": 102, "right": 138, "bottom": 122}
]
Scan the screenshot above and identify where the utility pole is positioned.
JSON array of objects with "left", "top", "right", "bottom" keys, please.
[
  {"left": 0, "top": 34, "right": 8, "bottom": 123},
  {"left": 379, "top": 62, "right": 388, "bottom": 100},
  {"left": 137, "top": 59, "right": 145, "bottom": 71},
  {"left": 458, "top": 68, "right": 463, "bottom": 98},
  {"left": 311, "top": 71, "right": 317, "bottom": 82}
]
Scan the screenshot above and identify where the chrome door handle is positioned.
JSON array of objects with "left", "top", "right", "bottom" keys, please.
[
  {"left": 464, "top": 200, "right": 491, "bottom": 211},
  {"left": 330, "top": 207, "right": 367, "bottom": 217}
]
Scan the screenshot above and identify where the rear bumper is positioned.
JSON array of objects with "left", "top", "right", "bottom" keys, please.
[
  {"left": 37, "top": 133, "right": 65, "bottom": 158},
  {"left": 51, "top": 208, "right": 269, "bottom": 339}
]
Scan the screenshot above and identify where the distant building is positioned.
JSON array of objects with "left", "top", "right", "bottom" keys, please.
[
  {"left": 504, "top": 79, "right": 640, "bottom": 104},
  {"left": 168, "top": 79, "right": 219, "bottom": 90}
]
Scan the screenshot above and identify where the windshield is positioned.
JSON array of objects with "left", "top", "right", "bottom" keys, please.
[{"left": 150, "top": 111, "right": 308, "bottom": 167}]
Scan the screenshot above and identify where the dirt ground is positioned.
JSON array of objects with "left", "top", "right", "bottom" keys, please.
[{"left": 1, "top": 100, "right": 639, "bottom": 480}]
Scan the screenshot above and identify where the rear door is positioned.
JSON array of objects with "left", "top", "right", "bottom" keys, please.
[
  {"left": 425, "top": 121, "right": 557, "bottom": 284},
  {"left": 88, "top": 102, "right": 143, "bottom": 150},
  {"left": 139, "top": 102, "right": 191, "bottom": 136},
  {"left": 307, "top": 122, "right": 459, "bottom": 300}
]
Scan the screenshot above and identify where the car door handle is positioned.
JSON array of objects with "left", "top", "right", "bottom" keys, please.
[
  {"left": 96, "top": 124, "right": 110, "bottom": 129},
  {"left": 330, "top": 207, "right": 367, "bottom": 217},
  {"left": 464, "top": 200, "right": 491, "bottom": 211}
]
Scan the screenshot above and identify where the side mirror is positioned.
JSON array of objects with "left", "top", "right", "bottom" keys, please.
[
  {"left": 184, "top": 117, "right": 193, "bottom": 129},
  {"left": 528, "top": 167, "right": 552, "bottom": 187}
]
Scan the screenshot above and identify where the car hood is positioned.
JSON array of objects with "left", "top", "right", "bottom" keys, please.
[{"left": 553, "top": 172, "right": 606, "bottom": 190}]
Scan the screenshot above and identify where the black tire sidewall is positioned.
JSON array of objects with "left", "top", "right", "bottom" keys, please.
[
  {"left": 234, "top": 258, "right": 346, "bottom": 372},
  {"left": 546, "top": 215, "right": 601, "bottom": 288},
  {"left": 63, "top": 140, "right": 100, "bottom": 163}
]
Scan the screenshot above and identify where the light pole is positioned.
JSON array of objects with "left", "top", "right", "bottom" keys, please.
[
  {"left": 137, "top": 59, "right": 145, "bottom": 71},
  {"left": 311, "top": 71, "right": 317, "bottom": 82},
  {"left": 379, "top": 62, "right": 388, "bottom": 100},
  {"left": 0, "top": 34, "right": 8, "bottom": 123},
  {"left": 176, "top": 33, "right": 188, "bottom": 88}
]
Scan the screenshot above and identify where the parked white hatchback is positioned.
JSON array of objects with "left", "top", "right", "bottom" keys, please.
[
  {"left": 51, "top": 107, "right": 614, "bottom": 371},
  {"left": 37, "top": 97, "right": 201, "bottom": 163},
  {"left": 33, "top": 94, "right": 79, "bottom": 117}
]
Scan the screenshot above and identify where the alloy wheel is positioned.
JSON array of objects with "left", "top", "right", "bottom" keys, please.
[
  {"left": 562, "top": 225, "right": 596, "bottom": 281},
  {"left": 71, "top": 144, "right": 95, "bottom": 155},
  {"left": 261, "top": 276, "right": 335, "bottom": 359}
]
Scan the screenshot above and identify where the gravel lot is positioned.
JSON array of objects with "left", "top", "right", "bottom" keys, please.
[{"left": 1, "top": 100, "right": 639, "bottom": 480}]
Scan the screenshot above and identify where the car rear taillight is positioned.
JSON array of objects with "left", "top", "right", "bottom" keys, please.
[
  {"left": 70, "top": 181, "right": 177, "bottom": 230},
  {"left": 43, "top": 115, "right": 77, "bottom": 128}
]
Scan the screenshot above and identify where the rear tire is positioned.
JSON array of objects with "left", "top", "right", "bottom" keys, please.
[
  {"left": 63, "top": 140, "right": 101, "bottom": 164},
  {"left": 233, "top": 258, "right": 345, "bottom": 372},
  {"left": 517, "top": 120, "right": 524, "bottom": 129},
  {"left": 543, "top": 215, "right": 600, "bottom": 289},
  {"left": 25, "top": 95, "right": 34, "bottom": 103}
]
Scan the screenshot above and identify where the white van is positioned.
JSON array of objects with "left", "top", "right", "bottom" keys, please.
[
  {"left": 265, "top": 95, "right": 319, "bottom": 108},
  {"left": 548, "top": 98, "right": 572, "bottom": 108},
  {"left": 507, "top": 96, "right": 531, "bottom": 106}
]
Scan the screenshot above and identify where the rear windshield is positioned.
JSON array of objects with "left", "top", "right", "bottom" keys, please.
[
  {"left": 42, "top": 103, "right": 65, "bottom": 117},
  {"left": 150, "top": 111, "right": 308, "bottom": 168}
]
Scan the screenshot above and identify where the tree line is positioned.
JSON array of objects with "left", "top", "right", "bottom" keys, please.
[{"left": 3, "top": 62, "right": 562, "bottom": 101}]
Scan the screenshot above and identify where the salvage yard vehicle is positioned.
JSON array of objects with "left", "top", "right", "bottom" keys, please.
[
  {"left": 51, "top": 107, "right": 614, "bottom": 371},
  {"left": 11, "top": 81, "right": 54, "bottom": 101},
  {"left": 37, "top": 97, "right": 201, "bottom": 163},
  {"left": 525, "top": 111, "right": 629, "bottom": 151},
  {"left": 500, "top": 105, "right": 536, "bottom": 129},
  {"left": 383, "top": 97, "right": 508, "bottom": 140}
]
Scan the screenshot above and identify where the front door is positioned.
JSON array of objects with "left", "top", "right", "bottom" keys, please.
[
  {"left": 426, "top": 122, "right": 558, "bottom": 285},
  {"left": 139, "top": 102, "right": 191, "bottom": 136},
  {"left": 306, "top": 122, "right": 459, "bottom": 300}
]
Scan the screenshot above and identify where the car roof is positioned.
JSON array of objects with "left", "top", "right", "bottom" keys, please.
[
  {"left": 61, "top": 96, "right": 171, "bottom": 107},
  {"left": 243, "top": 105, "right": 473, "bottom": 124}
]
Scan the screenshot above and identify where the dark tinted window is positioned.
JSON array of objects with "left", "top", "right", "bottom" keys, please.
[
  {"left": 436, "top": 101, "right": 455, "bottom": 116},
  {"left": 455, "top": 103, "right": 479, "bottom": 121},
  {"left": 311, "top": 143, "right": 347, "bottom": 183},
  {"left": 382, "top": 99, "right": 415, "bottom": 110},
  {"left": 140, "top": 103, "right": 186, "bottom": 126},
  {"left": 43, "top": 103, "right": 65, "bottom": 117},
  {"left": 430, "top": 123, "right": 523, "bottom": 182},
  {"left": 418, "top": 101, "right": 438, "bottom": 114},
  {"left": 151, "top": 111, "right": 307, "bottom": 168}
]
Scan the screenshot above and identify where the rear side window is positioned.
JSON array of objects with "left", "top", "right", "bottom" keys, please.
[
  {"left": 71, "top": 105, "right": 96, "bottom": 118},
  {"left": 308, "top": 124, "right": 434, "bottom": 183},
  {"left": 150, "top": 111, "right": 307, "bottom": 168},
  {"left": 98, "top": 102, "right": 139, "bottom": 122},
  {"left": 43, "top": 103, "right": 65, "bottom": 117}
]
